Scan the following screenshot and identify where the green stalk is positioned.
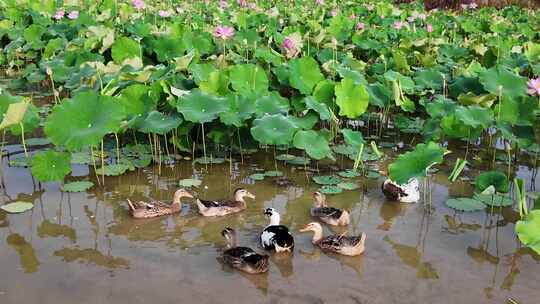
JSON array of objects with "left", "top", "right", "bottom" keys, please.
[
  {"left": 201, "top": 123, "right": 207, "bottom": 168},
  {"left": 20, "top": 123, "right": 28, "bottom": 158},
  {"left": 514, "top": 178, "right": 527, "bottom": 219},
  {"left": 114, "top": 132, "right": 120, "bottom": 163},
  {"left": 449, "top": 158, "right": 467, "bottom": 182},
  {"left": 353, "top": 143, "right": 364, "bottom": 172}
]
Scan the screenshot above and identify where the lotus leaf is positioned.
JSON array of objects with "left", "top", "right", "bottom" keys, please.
[
  {"left": 138, "top": 111, "right": 182, "bottom": 135},
  {"left": 455, "top": 105, "right": 493, "bottom": 129},
  {"left": 249, "top": 173, "right": 265, "bottom": 181},
  {"left": 31, "top": 151, "right": 72, "bottom": 182},
  {"left": 177, "top": 90, "right": 229, "bottom": 123},
  {"left": 335, "top": 78, "right": 369, "bottom": 119},
  {"left": 285, "top": 156, "right": 310, "bottom": 165},
  {"left": 251, "top": 114, "right": 297, "bottom": 145},
  {"left": 276, "top": 154, "right": 296, "bottom": 161},
  {"left": 179, "top": 179, "right": 202, "bottom": 187},
  {"left": 446, "top": 198, "right": 486, "bottom": 212},
  {"left": 229, "top": 64, "right": 268, "bottom": 95},
  {"left": 118, "top": 84, "right": 156, "bottom": 118},
  {"left": 255, "top": 92, "right": 289, "bottom": 116},
  {"left": 341, "top": 129, "right": 365, "bottom": 147},
  {"left": 62, "top": 181, "right": 94, "bottom": 192},
  {"left": 219, "top": 94, "right": 256, "bottom": 127},
  {"left": 515, "top": 210, "right": 540, "bottom": 255},
  {"left": 95, "top": 164, "right": 130, "bottom": 176},
  {"left": 264, "top": 171, "right": 283, "bottom": 177},
  {"left": 337, "top": 182, "right": 359, "bottom": 190},
  {"left": 111, "top": 37, "right": 140, "bottom": 64},
  {"left": 474, "top": 171, "right": 509, "bottom": 193},
  {"left": 473, "top": 193, "right": 513, "bottom": 207},
  {"left": 338, "top": 170, "right": 361, "bottom": 178},
  {"left": 318, "top": 185, "right": 343, "bottom": 195},
  {"left": 193, "top": 157, "right": 225, "bottom": 164},
  {"left": 312, "top": 175, "right": 342, "bottom": 185},
  {"left": 414, "top": 69, "right": 444, "bottom": 90},
  {"left": 388, "top": 142, "right": 446, "bottom": 184},
  {"left": 44, "top": 91, "right": 124, "bottom": 151},
  {"left": 288, "top": 56, "right": 324, "bottom": 95},
  {"left": 479, "top": 66, "right": 527, "bottom": 99},
  {"left": 290, "top": 112, "right": 319, "bottom": 130},
  {"left": 293, "top": 130, "right": 332, "bottom": 160},
  {"left": 0, "top": 100, "right": 29, "bottom": 130},
  {"left": 1, "top": 201, "right": 34, "bottom": 214},
  {"left": 304, "top": 96, "right": 331, "bottom": 120}
]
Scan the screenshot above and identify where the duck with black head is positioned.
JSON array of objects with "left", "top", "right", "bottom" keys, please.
[{"left": 260, "top": 208, "right": 294, "bottom": 253}]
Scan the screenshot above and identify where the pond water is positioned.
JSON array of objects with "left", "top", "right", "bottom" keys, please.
[{"left": 0, "top": 143, "right": 539, "bottom": 304}]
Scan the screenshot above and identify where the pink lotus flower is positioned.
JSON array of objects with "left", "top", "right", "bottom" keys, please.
[
  {"left": 426, "top": 24, "right": 433, "bottom": 33},
  {"left": 393, "top": 21, "right": 404, "bottom": 30},
  {"left": 469, "top": 2, "right": 478, "bottom": 9},
  {"left": 249, "top": 3, "right": 257, "bottom": 10},
  {"left": 461, "top": 4, "right": 469, "bottom": 9},
  {"left": 219, "top": 1, "right": 229, "bottom": 9},
  {"left": 67, "top": 10, "right": 79, "bottom": 20},
  {"left": 238, "top": 0, "right": 248, "bottom": 7},
  {"left": 53, "top": 9, "right": 64, "bottom": 20},
  {"left": 132, "top": 0, "right": 145, "bottom": 10},
  {"left": 213, "top": 25, "right": 235, "bottom": 40},
  {"left": 349, "top": 14, "right": 356, "bottom": 20},
  {"left": 158, "top": 10, "right": 171, "bottom": 18},
  {"left": 330, "top": 9, "right": 338, "bottom": 17},
  {"left": 356, "top": 22, "right": 365, "bottom": 30},
  {"left": 316, "top": 0, "right": 325, "bottom": 5},
  {"left": 282, "top": 38, "right": 294, "bottom": 50},
  {"left": 527, "top": 78, "right": 540, "bottom": 96}
]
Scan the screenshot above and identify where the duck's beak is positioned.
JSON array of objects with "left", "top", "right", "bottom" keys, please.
[
  {"left": 184, "top": 192, "right": 194, "bottom": 199},
  {"left": 246, "top": 192, "right": 256, "bottom": 199},
  {"left": 299, "top": 225, "right": 310, "bottom": 232}
]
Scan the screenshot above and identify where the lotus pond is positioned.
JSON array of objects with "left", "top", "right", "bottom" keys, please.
[{"left": 1, "top": 0, "right": 540, "bottom": 303}]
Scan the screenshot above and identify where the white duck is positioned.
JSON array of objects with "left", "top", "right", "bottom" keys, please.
[
  {"left": 260, "top": 208, "right": 294, "bottom": 253},
  {"left": 381, "top": 178, "right": 420, "bottom": 203}
]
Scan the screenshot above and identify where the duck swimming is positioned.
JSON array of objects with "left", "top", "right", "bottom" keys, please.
[
  {"left": 196, "top": 188, "right": 255, "bottom": 217},
  {"left": 260, "top": 208, "right": 294, "bottom": 253},
  {"left": 310, "top": 191, "right": 350, "bottom": 226},
  {"left": 127, "top": 189, "right": 193, "bottom": 219},
  {"left": 299, "top": 222, "right": 366, "bottom": 256},
  {"left": 221, "top": 227, "right": 269, "bottom": 274},
  {"left": 382, "top": 178, "right": 420, "bottom": 203}
]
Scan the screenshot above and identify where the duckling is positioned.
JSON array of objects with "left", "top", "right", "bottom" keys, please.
[
  {"left": 260, "top": 208, "right": 294, "bottom": 253},
  {"left": 127, "top": 189, "right": 193, "bottom": 219},
  {"left": 221, "top": 227, "right": 269, "bottom": 274},
  {"left": 196, "top": 188, "right": 255, "bottom": 217},
  {"left": 310, "top": 191, "right": 350, "bottom": 226},
  {"left": 381, "top": 178, "right": 420, "bottom": 203},
  {"left": 299, "top": 222, "right": 366, "bottom": 256}
]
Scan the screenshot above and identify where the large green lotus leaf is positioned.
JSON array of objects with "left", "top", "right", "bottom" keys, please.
[
  {"left": 525, "top": 42, "right": 540, "bottom": 63},
  {"left": 425, "top": 97, "right": 456, "bottom": 119},
  {"left": 289, "top": 56, "right": 324, "bottom": 95},
  {"left": 441, "top": 114, "right": 481, "bottom": 140},
  {"left": 62, "top": 181, "right": 94, "bottom": 192},
  {"left": 190, "top": 63, "right": 217, "bottom": 84},
  {"left": 313, "top": 175, "right": 342, "bottom": 185},
  {"left": 137, "top": 111, "right": 182, "bottom": 135},
  {"left": 31, "top": 151, "right": 72, "bottom": 182},
  {"left": 318, "top": 185, "right": 343, "bottom": 195},
  {"left": 473, "top": 193, "right": 513, "bottom": 207},
  {"left": 366, "top": 83, "right": 392, "bottom": 107},
  {"left": 44, "top": 91, "right": 125, "bottom": 151},
  {"left": 341, "top": 128, "right": 365, "bottom": 147},
  {"left": 474, "top": 171, "right": 509, "bottom": 193},
  {"left": 304, "top": 96, "right": 331, "bottom": 120},
  {"left": 446, "top": 198, "right": 486, "bottom": 212},
  {"left": 219, "top": 94, "right": 255, "bottom": 127},
  {"left": 111, "top": 36, "right": 140, "bottom": 64},
  {"left": 0, "top": 201, "right": 34, "bottom": 214},
  {"left": 383, "top": 71, "right": 415, "bottom": 94},
  {"left": 293, "top": 130, "right": 332, "bottom": 160},
  {"left": 336, "top": 66, "right": 367, "bottom": 85},
  {"left": 313, "top": 80, "right": 335, "bottom": 104},
  {"left": 229, "top": 64, "right": 268, "bottom": 95},
  {"left": 495, "top": 96, "right": 537, "bottom": 126},
  {"left": 152, "top": 36, "right": 185, "bottom": 62},
  {"left": 414, "top": 69, "right": 444, "bottom": 90},
  {"left": 337, "top": 182, "right": 359, "bottom": 190},
  {"left": 479, "top": 66, "right": 527, "bottom": 99},
  {"left": 335, "top": 78, "right": 369, "bottom": 118},
  {"left": 455, "top": 105, "right": 493, "bottom": 129},
  {"left": 515, "top": 210, "right": 540, "bottom": 255},
  {"left": 338, "top": 170, "right": 361, "bottom": 178},
  {"left": 290, "top": 112, "right": 319, "bottom": 130},
  {"left": 457, "top": 92, "right": 497, "bottom": 108},
  {"left": 96, "top": 164, "right": 130, "bottom": 176},
  {"left": 177, "top": 90, "right": 229, "bottom": 123},
  {"left": 388, "top": 142, "right": 446, "bottom": 184},
  {"left": 199, "top": 70, "right": 230, "bottom": 96},
  {"left": 118, "top": 84, "right": 156, "bottom": 117},
  {"left": 0, "top": 100, "right": 29, "bottom": 130},
  {"left": 255, "top": 92, "right": 289, "bottom": 116},
  {"left": 251, "top": 114, "right": 298, "bottom": 145}
]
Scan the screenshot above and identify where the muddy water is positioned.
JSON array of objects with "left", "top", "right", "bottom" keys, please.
[{"left": 0, "top": 144, "right": 539, "bottom": 304}]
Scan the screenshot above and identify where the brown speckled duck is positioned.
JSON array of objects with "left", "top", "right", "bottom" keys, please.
[
  {"left": 196, "top": 188, "right": 255, "bottom": 217},
  {"left": 221, "top": 227, "right": 269, "bottom": 274},
  {"left": 310, "top": 191, "right": 350, "bottom": 226},
  {"left": 299, "top": 222, "right": 366, "bottom": 256},
  {"left": 127, "top": 189, "right": 193, "bottom": 219}
]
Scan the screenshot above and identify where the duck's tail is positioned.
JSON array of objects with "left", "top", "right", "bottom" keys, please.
[
  {"left": 255, "top": 255, "right": 269, "bottom": 273},
  {"left": 341, "top": 209, "right": 351, "bottom": 225},
  {"left": 357, "top": 232, "right": 367, "bottom": 248},
  {"left": 196, "top": 199, "right": 207, "bottom": 214},
  {"left": 127, "top": 199, "right": 135, "bottom": 211}
]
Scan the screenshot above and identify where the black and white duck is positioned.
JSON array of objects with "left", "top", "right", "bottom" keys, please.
[
  {"left": 382, "top": 178, "right": 420, "bottom": 203},
  {"left": 311, "top": 191, "right": 350, "bottom": 226},
  {"left": 196, "top": 188, "right": 256, "bottom": 216},
  {"left": 299, "top": 222, "right": 366, "bottom": 256},
  {"left": 221, "top": 227, "right": 269, "bottom": 274},
  {"left": 260, "top": 208, "right": 294, "bottom": 253}
]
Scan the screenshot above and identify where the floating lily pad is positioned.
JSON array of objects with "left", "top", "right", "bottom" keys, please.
[
  {"left": 276, "top": 154, "right": 296, "bottom": 161},
  {"left": 249, "top": 173, "right": 265, "bottom": 181},
  {"left": 9, "top": 157, "right": 32, "bottom": 167},
  {"left": 264, "top": 170, "right": 283, "bottom": 177},
  {"left": 337, "top": 182, "right": 359, "bottom": 190},
  {"left": 312, "top": 175, "right": 342, "bottom": 185},
  {"left": 179, "top": 178, "right": 202, "bottom": 187},
  {"left": 193, "top": 157, "right": 225, "bottom": 164},
  {"left": 446, "top": 197, "right": 486, "bottom": 212},
  {"left": 318, "top": 185, "right": 343, "bottom": 195},
  {"left": 516, "top": 210, "right": 540, "bottom": 255},
  {"left": 95, "top": 164, "right": 130, "bottom": 176},
  {"left": 473, "top": 193, "right": 513, "bottom": 207},
  {"left": 366, "top": 170, "right": 381, "bottom": 179},
  {"left": 62, "top": 181, "right": 94, "bottom": 192},
  {"left": 31, "top": 151, "right": 72, "bottom": 182},
  {"left": 0, "top": 201, "right": 34, "bottom": 214},
  {"left": 338, "top": 170, "right": 361, "bottom": 178},
  {"left": 71, "top": 152, "right": 92, "bottom": 165},
  {"left": 285, "top": 156, "right": 310, "bottom": 165}
]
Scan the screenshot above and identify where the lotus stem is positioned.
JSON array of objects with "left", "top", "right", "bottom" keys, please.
[
  {"left": 273, "top": 146, "right": 277, "bottom": 171},
  {"left": 237, "top": 128, "right": 244, "bottom": 164},
  {"left": 101, "top": 140, "right": 105, "bottom": 185},
  {"left": 201, "top": 123, "right": 207, "bottom": 169},
  {"left": 90, "top": 145, "right": 100, "bottom": 186},
  {"left": 114, "top": 132, "right": 120, "bottom": 163},
  {"left": 353, "top": 143, "right": 364, "bottom": 173},
  {"left": 19, "top": 123, "right": 28, "bottom": 158},
  {"left": 514, "top": 178, "right": 527, "bottom": 219},
  {"left": 0, "top": 130, "right": 5, "bottom": 177}
]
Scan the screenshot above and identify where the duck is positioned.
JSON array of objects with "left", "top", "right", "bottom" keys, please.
[
  {"left": 310, "top": 191, "right": 350, "bottom": 226},
  {"left": 299, "top": 222, "right": 366, "bottom": 256},
  {"left": 381, "top": 178, "right": 420, "bottom": 203},
  {"left": 221, "top": 227, "right": 269, "bottom": 274},
  {"left": 127, "top": 188, "right": 193, "bottom": 219},
  {"left": 196, "top": 188, "right": 255, "bottom": 217},
  {"left": 260, "top": 208, "right": 294, "bottom": 253}
]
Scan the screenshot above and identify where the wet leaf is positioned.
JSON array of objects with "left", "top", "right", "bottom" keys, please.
[
  {"left": 479, "top": 66, "right": 527, "bottom": 99},
  {"left": 264, "top": 170, "right": 283, "bottom": 177},
  {"left": 289, "top": 56, "right": 324, "bottom": 94},
  {"left": 179, "top": 178, "right": 202, "bottom": 187},
  {"left": 318, "top": 185, "right": 343, "bottom": 194},
  {"left": 249, "top": 173, "right": 265, "bottom": 181},
  {"left": 473, "top": 193, "right": 513, "bottom": 207},
  {"left": 251, "top": 114, "right": 297, "bottom": 145},
  {"left": 312, "top": 175, "right": 342, "bottom": 185},
  {"left": 1, "top": 201, "right": 34, "bottom": 214},
  {"left": 229, "top": 64, "right": 268, "bottom": 95},
  {"left": 475, "top": 171, "right": 509, "bottom": 193},
  {"left": 177, "top": 90, "right": 229, "bottom": 124},
  {"left": 338, "top": 170, "right": 361, "bottom": 178},
  {"left": 337, "top": 182, "right": 359, "bottom": 190},
  {"left": 137, "top": 111, "right": 182, "bottom": 135},
  {"left": 31, "top": 151, "right": 72, "bottom": 182},
  {"left": 293, "top": 130, "right": 332, "bottom": 160},
  {"left": 335, "top": 78, "right": 369, "bottom": 118},
  {"left": 62, "top": 181, "right": 94, "bottom": 192},
  {"left": 95, "top": 164, "right": 130, "bottom": 176},
  {"left": 515, "top": 210, "right": 540, "bottom": 255},
  {"left": 446, "top": 198, "right": 486, "bottom": 212}
]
